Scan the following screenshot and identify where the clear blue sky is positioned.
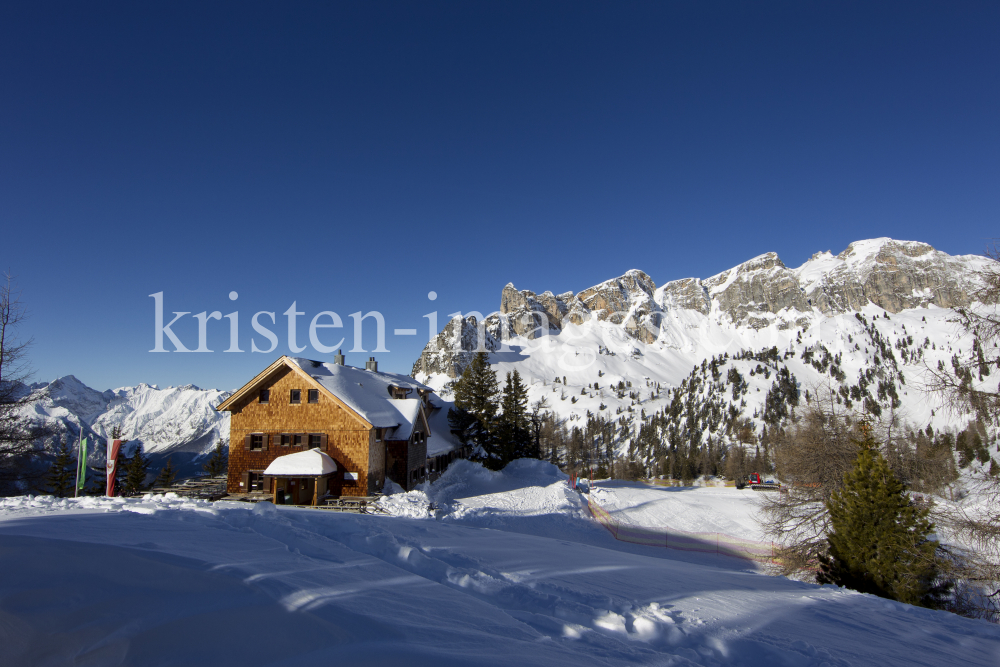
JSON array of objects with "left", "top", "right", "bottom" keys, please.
[{"left": 2, "top": 1, "right": 998, "bottom": 391}]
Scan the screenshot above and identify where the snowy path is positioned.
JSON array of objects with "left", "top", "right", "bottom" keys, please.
[{"left": 0, "top": 493, "right": 998, "bottom": 666}]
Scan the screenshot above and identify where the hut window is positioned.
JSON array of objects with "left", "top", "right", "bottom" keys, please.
[
  {"left": 280, "top": 434, "right": 291, "bottom": 447},
  {"left": 309, "top": 433, "right": 322, "bottom": 448},
  {"left": 259, "top": 389, "right": 270, "bottom": 404},
  {"left": 290, "top": 389, "right": 301, "bottom": 404},
  {"left": 292, "top": 434, "right": 304, "bottom": 447},
  {"left": 375, "top": 429, "right": 383, "bottom": 442},
  {"left": 250, "top": 434, "right": 264, "bottom": 451},
  {"left": 307, "top": 389, "right": 319, "bottom": 404},
  {"left": 345, "top": 472, "right": 359, "bottom": 481}
]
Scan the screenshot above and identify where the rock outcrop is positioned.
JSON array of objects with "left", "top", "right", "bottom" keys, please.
[
  {"left": 575, "top": 270, "right": 661, "bottom": 342},
  {"left": 411, "top": 314, "right": 501, "bottom": 378},
  {"left": 799, "top": 239, "right": 978, "bottom": 315},
  {"left": 655, "top": 278, "right": 710, "bottom": 315},
  {"left": 703, "top": 253, "right": 811, "bottom": 329},
  {"left": 500, "top": 284, "right": 570, "bottom": 339}
]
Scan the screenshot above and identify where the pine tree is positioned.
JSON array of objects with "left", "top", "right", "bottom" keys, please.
[
  {"left": 818, "top": 426, "right": 947, "bottom": 607},
  {"left": 496, "top": 370, "right": 531, "bottom": 464},
  {"left": 153, "top": 457, "right": 176, "bottom": 488},
  {"left": 44, "top": 440, "right": 75, "bottom": 497},
  {"left": 527, "top": 397, "right": 550, "bottom": 461},
  {"left": 83, "top": 466, "right": 106, "bottom": 496},
  {"left": 448, "top": 352, "right": 501, "bottom": 468},
  {"left": 120, "top": 444, "right": 150, "bottom": 497},
  {"left": 112, "top": 450, "right": 127, "bottom": 496},
  {"left": 203, "top": 438, "right": 228, "bottom": 477}
]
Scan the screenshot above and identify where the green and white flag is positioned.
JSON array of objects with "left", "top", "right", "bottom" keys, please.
[{"left": 76, "top": 437, "right": 88, "bottom": 490}]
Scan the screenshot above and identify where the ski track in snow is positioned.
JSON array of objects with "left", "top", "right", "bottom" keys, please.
[{"left": 1, "top": 463, "right": 999, "bottom": 666}]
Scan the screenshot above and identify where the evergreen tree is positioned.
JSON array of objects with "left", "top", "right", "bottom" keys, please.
[
  {"left": 527, "top": 397, "right": 550, "bottom": 462},
  {"left": 112, "top": 451, "right": 127, "bottom": 496},
  {"left": 44, "top": 440, "right": 75, "bottom": 497},
  {"left": 153, "top": 457, "right": 176, "bottom": 488},
  {"left": 818, "top": 426, "right": 947, "bottom": 607},
  {"left": 448, "top": 352, "right": 501, "bottom": 468},
  {"left": 83, "top": 466, "right": 106, "bottom": 496},
  {"left": 496, "top": 370, "right": 531, "bottom": 463},
  {"left": 120, "top": 444, "right": 150, "bottom": 497},
  {"left": 203, "top": 438, "right": 228, "bottom": 477}
]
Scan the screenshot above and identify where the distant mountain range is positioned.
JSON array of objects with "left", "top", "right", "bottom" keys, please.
[
  {"left": 18, "top": 238, "right": 997, "bottom": 478},
  {"left": 18, "top": 376, "right": 230, "bottom": 476}
]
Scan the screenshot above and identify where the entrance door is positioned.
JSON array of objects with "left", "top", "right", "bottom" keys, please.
[{"left": 299, "top": 478, "right": 313, "bottom": 505}]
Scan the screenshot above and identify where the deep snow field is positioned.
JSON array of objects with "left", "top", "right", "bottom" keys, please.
[{"left": 1, "top": 461, "right": 999, "bottom": 666}]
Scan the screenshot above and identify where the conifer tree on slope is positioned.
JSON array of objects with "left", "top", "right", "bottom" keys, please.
[
  {"left": 121, "top": 444, "right": 150, "bottom": 497},
  {"left": 448, "top": 352, "right": 501, "bottom": 468},
  {"left": 818, "top": 425, "right": 946, "bottom": 607},
  {"left": 497, "top": 369, "right": 531, "bottom": 463},
  {"left": 44, "top": 440, "right": 75, "bottom": 497},
  {"left": 153, "top": 457, "right": 176, "bottom": 488},
  {"left": 203, "top": 438, "right": 228, "bottom": 477}
]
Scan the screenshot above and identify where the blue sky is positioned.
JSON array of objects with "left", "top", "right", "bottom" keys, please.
[{"left": 2, "top": 1, "right": 998, "bottom": 392}]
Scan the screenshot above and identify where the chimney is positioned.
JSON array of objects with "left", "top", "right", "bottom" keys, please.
[
  {"left": 365, "top": 356, "right": 378, "bottom": 372},
  {"left": 334, "top": 349, "right": 345, "bottom": 366}
]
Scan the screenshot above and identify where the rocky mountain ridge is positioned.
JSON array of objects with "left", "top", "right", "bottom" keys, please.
[{"left": 413, "top": 238, "right": 991, "bottom": 378}]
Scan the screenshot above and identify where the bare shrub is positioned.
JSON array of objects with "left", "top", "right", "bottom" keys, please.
[
  {"left": 0, "top": 273, "right": 46, "bottom": 493},
  {"left": 759, "top": 386, "right": 858, "bottom": 574}
]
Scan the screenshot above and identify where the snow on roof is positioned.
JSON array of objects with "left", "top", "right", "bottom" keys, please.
[
  {"left": 387, "top": 399, "right": 421, "bottom": 441},
  {"left": 287, "top": 357, "right": 431, "bottom": 429},
  {"left": 263, "top": 448, "right": 338, "bottom": 476}
]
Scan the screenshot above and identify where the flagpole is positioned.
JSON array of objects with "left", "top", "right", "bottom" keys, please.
[{"left": 75, "top": 425, "right": 83, "bottom": 498}]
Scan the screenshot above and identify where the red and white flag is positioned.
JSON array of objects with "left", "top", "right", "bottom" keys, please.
[{"left": 106, "top": 439, "right": 123, "bottom": 496}]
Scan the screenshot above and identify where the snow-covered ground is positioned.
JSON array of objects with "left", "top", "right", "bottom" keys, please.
[
  {"left": 589, "top": 482, "right": 764, "bottom": 541},
  {"left": 2, "top": 462, "right": 998, "bottom": 666}
]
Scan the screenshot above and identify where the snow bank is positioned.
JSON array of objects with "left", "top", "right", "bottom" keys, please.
[{"left": 378, "top": 458, "right": 572, "bottom": 519}]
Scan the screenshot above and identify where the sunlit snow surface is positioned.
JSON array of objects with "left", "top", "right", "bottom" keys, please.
[{"left": 2, "top": 465, "right": 999, "bottom": 666}]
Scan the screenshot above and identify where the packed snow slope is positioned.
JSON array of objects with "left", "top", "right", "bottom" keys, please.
[
  {"left": 4, "top": 462, "right": 995, "bottom": 666},
  {"left": 414, "top": 238, "right": 999, "bottom": 450}
]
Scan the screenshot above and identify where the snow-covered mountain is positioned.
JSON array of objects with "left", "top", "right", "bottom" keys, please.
[
  {"left": 19, "top": 376, "right": 231, "bottom": 471},
  {"left": 412, "top": 238, "right": 997, "bottom": 458}
]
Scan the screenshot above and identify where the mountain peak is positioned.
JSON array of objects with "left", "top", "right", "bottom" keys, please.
[{"left": 837, "top": 238, "right": 934, "bottom": 262}]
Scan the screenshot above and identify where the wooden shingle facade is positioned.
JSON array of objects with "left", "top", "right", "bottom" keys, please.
[{"left": 216, "top": 356, "right": 433, "bottom": 503}]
